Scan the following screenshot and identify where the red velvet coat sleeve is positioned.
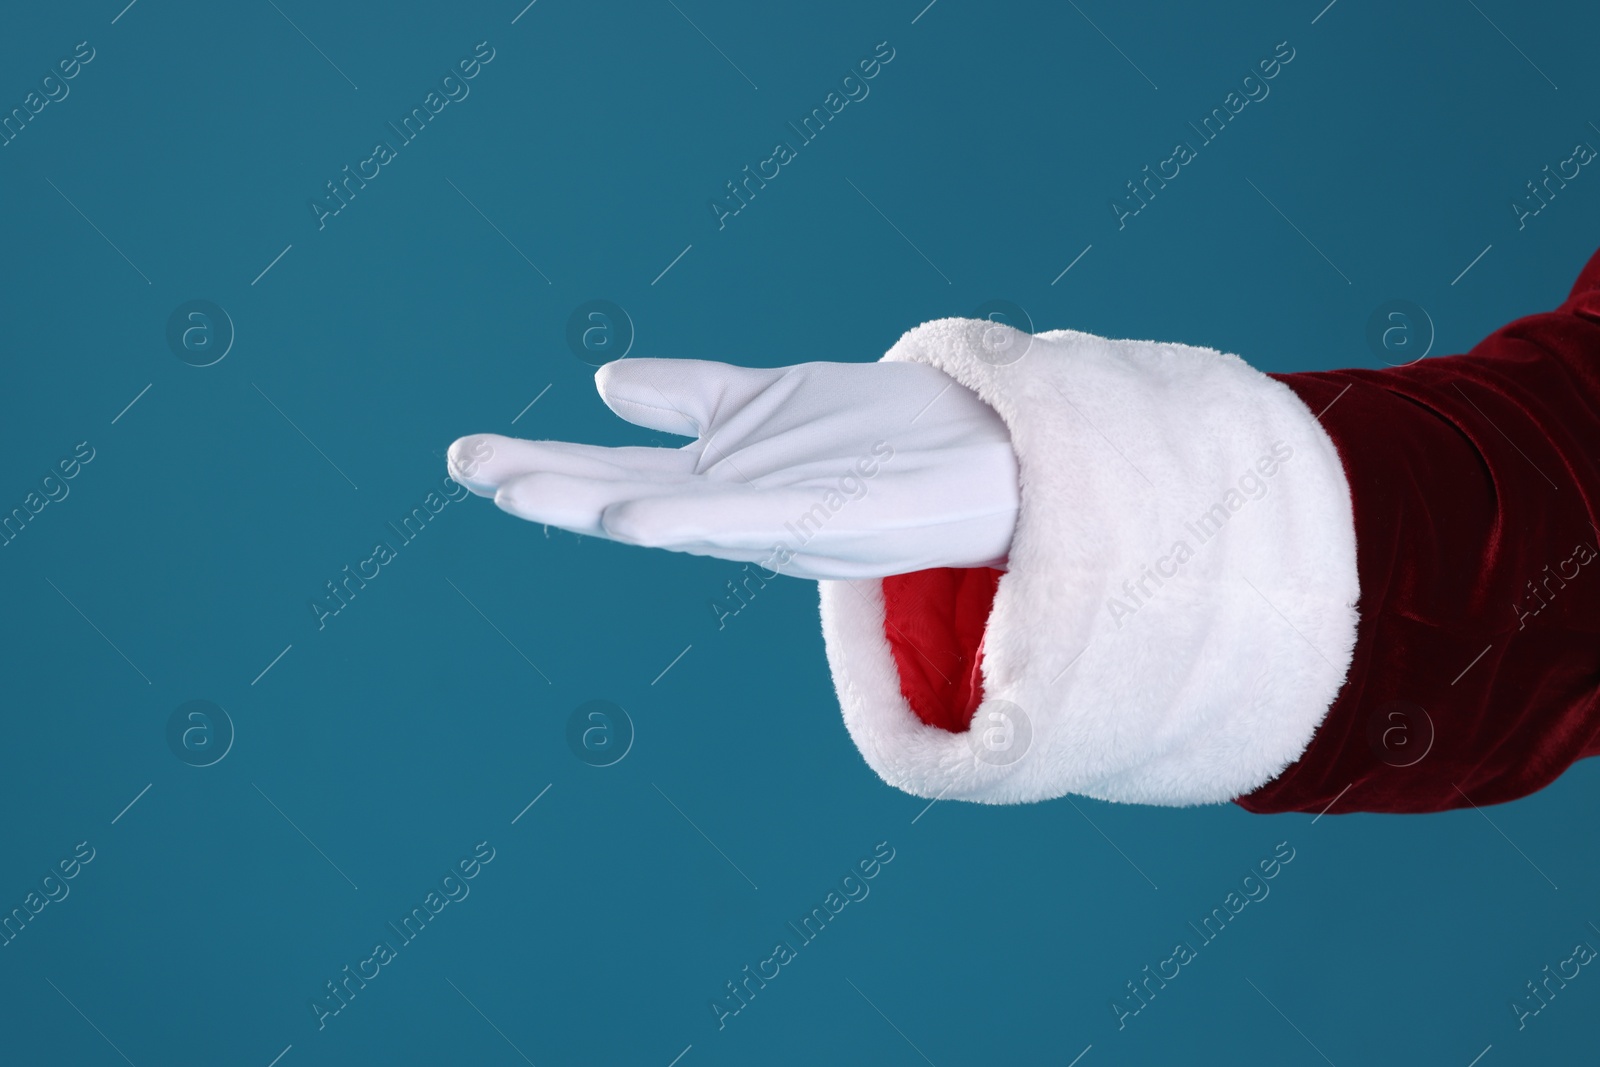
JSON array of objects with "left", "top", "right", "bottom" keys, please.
[{"left": 881, "top": 248, "right": 1600, "bottom": 814}]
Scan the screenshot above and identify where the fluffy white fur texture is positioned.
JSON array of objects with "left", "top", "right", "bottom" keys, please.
[{"left": 817, "top": 319, "right": 1360, "bottom": 806}]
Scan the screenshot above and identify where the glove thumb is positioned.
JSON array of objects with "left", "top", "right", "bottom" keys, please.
[{"left": 594, "top": 358, "right": 781, "bottom": 438}]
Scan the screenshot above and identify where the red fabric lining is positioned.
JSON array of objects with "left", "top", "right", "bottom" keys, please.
[{"left": 881, "top": 567, "right": 1002, "bottom": 734}]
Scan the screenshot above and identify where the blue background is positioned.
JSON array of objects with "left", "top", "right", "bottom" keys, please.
[{"left": 2, "top": 1, "right": 1598, "bottom": 1064}]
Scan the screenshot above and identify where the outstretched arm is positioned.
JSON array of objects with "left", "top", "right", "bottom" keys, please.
[{"left": 451, "top": 247, "right": 1600, "bottom": 816}]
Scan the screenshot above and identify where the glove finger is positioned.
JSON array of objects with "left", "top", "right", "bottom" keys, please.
[
  {"left": 599, "top": 484, "right": 872, "bottom": 554},
  {"left": 492, "top": 471, "right": 694, "bottom": 537},
  {"left": 495, "top": 473, "right": 917, "bottom": 579},
  {"left": 449, "top": 434, "right": 694, "bottom": 496},
  {"left": 598, "top": 533, "right": 883, "bottom": 581},
  {"left": 594, "top": 359, "right": 783, "bottom": 437}
]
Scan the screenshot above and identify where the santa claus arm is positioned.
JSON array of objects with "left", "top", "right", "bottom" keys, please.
[
  {"left": 448, "top": 249, "right": 1600, "bottom": 815},
  {"left": 839, "top": 250, "right": 1600, "bottom": 815}
]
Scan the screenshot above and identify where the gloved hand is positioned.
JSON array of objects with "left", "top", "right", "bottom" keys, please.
[{"left": 447, "top": 358, "right": 1019, "bottom": 580}]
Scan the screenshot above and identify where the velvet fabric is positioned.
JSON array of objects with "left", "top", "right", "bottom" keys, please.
[
  {"left": 881, "top": 248, "right": 1600, "bottom": 813},
  {"left": 880, "top": 567, "right": 1002, "bottom": 734}
]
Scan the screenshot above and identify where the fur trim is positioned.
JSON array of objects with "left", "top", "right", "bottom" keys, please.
[{"left": 818, "top": 320, "right": 1360, "bottom": 806}]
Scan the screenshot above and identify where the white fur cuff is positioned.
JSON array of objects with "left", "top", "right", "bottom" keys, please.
[{"left": 818, "top": 320, "right": 1360, "bottom": 806}]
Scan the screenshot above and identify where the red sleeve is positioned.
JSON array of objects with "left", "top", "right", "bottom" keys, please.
[{"left": 884, "top": 247, "right": 1600, "bottom": 814}]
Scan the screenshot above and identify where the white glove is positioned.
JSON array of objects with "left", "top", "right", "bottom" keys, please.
[{"left": 447, "top": 358, "right": 1019, "bottom": 580}]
